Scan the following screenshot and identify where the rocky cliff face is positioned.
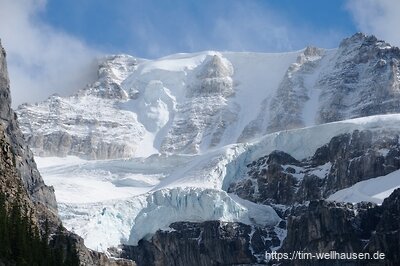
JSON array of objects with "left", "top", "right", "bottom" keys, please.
[
  {"left": 120, "top": 221, "right": 282, "bottom": 266},
  {"left": 229, "top": 129, "right": 400, "bottom": 205},
  {"left": 0, "top": 40, "right": 57, "bottom": 214},
  {"left": 16, "top": 53, "right": 240, "bottom": 159},
  {"left": 266, "top": 46, "right": 325, "bottom": 132},
  {"left": 160, "top": 54, "right": 237, "bottom": 154},
  {"left": 248, "top": 33, "right": 400, "bottom": 134},
  {"left": 17, "top": 55, "right": 142, "bottom": 160},
  {"left": 227, "top": 129, "right": 400, "bottom": 265},
  {"left": 0, "top": 40, "right": 135, "bottom": 266},
  {"left": 317, "top": 33, "right": 400, "bottom": 124},
  {"left": 367, "top": 188, "right": 400, "bottom": 264},
  {"left": 280, "top": 189, "right": 400, "bottom": 265}
]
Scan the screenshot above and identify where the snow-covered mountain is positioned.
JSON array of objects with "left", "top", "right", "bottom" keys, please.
[
  {"left": 17, "top": 50, "right": 299, "bottom": 159},
  {"left": 15, "top": 33, "right": 400, "bottom": 265},
  {"left": 17, "top": 33, "right": 400, "bottom": 160}
]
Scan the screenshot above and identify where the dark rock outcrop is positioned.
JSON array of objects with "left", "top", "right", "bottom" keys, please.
[
  {"left": 0, "top": 39, "right": 57, "bottom": 214},
  {"left": 367, "top": 188, "right": 400, "bottom": 264},
  {"left": 52, "top": 228, "right": 135, "bottom": 266},
  {"left": 229, "top": 129, "right": 400, "bottom": 205},
  {"left": 279, "top": 189, "right": 400, "bottom": 266},
  {"left": 314, "top": 130, "right": 400, "bottom": 197},
  {"left": 282, "top": 201, "right": 372, "bottom": 255},
  {"left": 121, "top": 221, "right": 280, "bottom": 266}
]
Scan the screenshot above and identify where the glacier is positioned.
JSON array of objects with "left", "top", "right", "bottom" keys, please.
[
  {"left": 16, "top": 33, "right": 400, "bottom": 252},
  {"left": 35, "top": 114, "right": 400, "bottom": 250}
]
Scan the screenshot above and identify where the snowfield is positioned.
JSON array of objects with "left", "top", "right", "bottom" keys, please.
[
  {"left": 328, "top": 169, "right": 400, "bottom": 204},
  {"left": 35, "top": 114, "right": 400, "bottom": 251}
]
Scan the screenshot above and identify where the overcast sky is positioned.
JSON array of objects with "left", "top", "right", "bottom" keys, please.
[{"left": 0, "top": 0, "right": 399, "bottom": 106}]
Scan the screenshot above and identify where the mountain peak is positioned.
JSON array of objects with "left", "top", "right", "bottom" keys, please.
[
  {"left": 341, "top": 32, "right": 375, "bottom": 43},
  {"left": 199, "top": 53, "right": 233, "bottom": 80},
  {"left": 339, "top": 32, "right": 395, "bottom": 50}
]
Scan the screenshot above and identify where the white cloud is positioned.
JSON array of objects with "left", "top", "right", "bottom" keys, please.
[
  {"left": 346, "top": 0, "right": 400, "bottom": 46},
  {"left": 0, "top": 0, "right": 98, "bottom": 106}
]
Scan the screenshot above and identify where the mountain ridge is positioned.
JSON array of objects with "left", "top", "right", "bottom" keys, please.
[
  {"left": 11, "top": 33, "right": 400, "bottom": 265},
  {"left": 17, "top": 33, "right": 400, "bottom": 161}
]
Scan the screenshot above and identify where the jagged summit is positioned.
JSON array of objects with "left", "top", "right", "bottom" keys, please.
[
  {"left": 78, "top": 54, "right": 140, "bottom": 99},
  {"left": 16, "top": 33, "right": 400, "bottom": 160},
  {"left": 340, "top": 32, "right": 393, "bottom": 49}
]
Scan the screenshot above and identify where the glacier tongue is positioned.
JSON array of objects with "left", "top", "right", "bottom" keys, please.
[
  {"left": 129, "top": 188, "right": 280, "bottom": 245},
  {"left": 35, "top": 114, "right": 400, "bottom": 251}
]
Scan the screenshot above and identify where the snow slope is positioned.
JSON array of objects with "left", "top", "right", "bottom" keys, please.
[
  {"left": 328, "top": 169, "right": 400, "bottom": 204},
  {"left": 35, "top": 114, "right": 400, "bottom": 250},
  {"left": 17, "top": 50, "right": 306, "bottom": 159}
]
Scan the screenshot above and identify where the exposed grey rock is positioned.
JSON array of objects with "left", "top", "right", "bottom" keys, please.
[
  {"left": 367, "top": 188, "right": 400, "bottom": 264},
  {"left": 267, "top": 46, "right": 325, "bottom": 133},
  {"left": 0, "top": 39, "right": 57, "bottom": 213},
  {"left": 228, "top": 148, "right": 322, "bottom": 205},
  {"left": 16, "top": 54, "right": 142, "bottom": 160},
  {"left": 314, "top": 130, "right": 400, "bottom": 197},
  {"left": 317, "top": 33, "right": 400, "bottom": 124},
  {"left": 51, "top": 229, "right": 136, "bottom": 266},
  {"left": 160, "top": 54, "right": 238, "bottom": 153},
  {"left": 282, "top": 201, "right": 366, "bottom": 254},
  {"left": 25, "top": 128, "right": 135, "bottom": 159},
  {"left": 278, "top": 189, "right": 400, "bottom": 265},
  {"left": 229, "top": 130, "right": 400, "bottom": 205},
  {"left": 237, "top": 33, "right": 400, "bottom": 138},
  {"left": 78, "top": 54, "right": 138, "bottom": 100},
  {"left": 17, "top": 53, "right": 240, "bottom": 159},
  {"left": 121, "top": 221, "right": 279, "bottom": 266}
]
